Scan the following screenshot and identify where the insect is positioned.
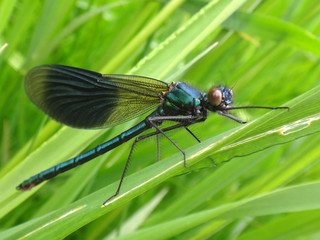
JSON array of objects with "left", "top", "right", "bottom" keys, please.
[{"left": 17, "top": 64, "right": 288, "bottom": 205}]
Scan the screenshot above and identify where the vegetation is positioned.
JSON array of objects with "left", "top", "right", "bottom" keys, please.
[{"left": 0, "top": 0, "right": 319, "bottom": 239}]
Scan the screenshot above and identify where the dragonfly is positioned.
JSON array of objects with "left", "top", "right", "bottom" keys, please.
[{"left": 17, "top": 64, "right": 288, "bottom": 205}]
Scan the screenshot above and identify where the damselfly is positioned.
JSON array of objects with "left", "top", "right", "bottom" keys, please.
[{"left": 17, "top": 65, "right": 288, "bottom": 205}]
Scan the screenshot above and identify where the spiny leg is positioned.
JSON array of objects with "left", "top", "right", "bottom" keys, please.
[
  {"left": 148, "top": 119, "right": 187, "bottom": 168},
  {"left": 150, "top": 121, "right": 201, "bottom": 162},
  {"left": 103, "top": 136, "right": 141, "bottom": 205},
  {"left": 150, "top": 115, "right": 205, "bottom": 144},
  {"left": 156, "top": 126, "right": 202, "bottom": 161},
  {"left": 103, "top": 121, "right": 196, "bottom": 205},
  {"left": 156, "top": 126, "right": 201, "bottom": 161},
  {"left": 151, "top": 115, "right": 204, "bottom": 144},
  {"left": 147, "top": 115, "right": 208, "bottom": 167}
]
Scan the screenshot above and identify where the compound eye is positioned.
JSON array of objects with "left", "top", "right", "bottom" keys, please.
[{"left": 208, "top": 88, "right": 222, "bottom": 106}]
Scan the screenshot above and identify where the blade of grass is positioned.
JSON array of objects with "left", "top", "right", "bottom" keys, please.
[
  {"left": 236, "top": 210, "right": 320, "bottom": 240},
  {"left": 0, "top": 0, "right": 17, "bottom": 34},
  {"left": 222, "top": 11, "right": 320, "bottom": 56},
  {"left": 90, "top": 181, "right": 320, "bottom": 240},
  {"left": 1, "top": 80, "right": 318, "bottom": 240},
  {"left": 101, "top": 0, "right": 185, "bottom": 73}
]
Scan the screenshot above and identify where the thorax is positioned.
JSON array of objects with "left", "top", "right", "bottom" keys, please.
[{"left": 160, "top": 82, "right": 203, "bottom": 116}]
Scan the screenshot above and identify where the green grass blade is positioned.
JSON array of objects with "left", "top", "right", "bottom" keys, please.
[
  {"left": 223, "top": 11, "right": 320, "bottom": 56},
  {"left": 236, "top": 210, "right": 320, "bottom": 240},
  {"left": 1, "top": 78, "right": 318, "bottom": 240},
  {"left": 95, "top": 181, "right": 320, "bottom": 240},
  {"left": 2, "top": 1, "right": 320, "bottom": 239}
]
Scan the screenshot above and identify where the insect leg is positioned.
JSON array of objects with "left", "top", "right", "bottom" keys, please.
[
  {"left": 147, "top": 115, "right": 202, "bottom": 168},
  {"left": 216, "top": 111, "right": 246, "bottom": 124},
  {"left": 103, "top": 121, "right": 194, "bottom": 205}
]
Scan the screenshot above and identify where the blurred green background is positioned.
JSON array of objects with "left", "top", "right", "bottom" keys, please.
[{"left": 0, "top": 0, "right": 319, "bottom": 239}]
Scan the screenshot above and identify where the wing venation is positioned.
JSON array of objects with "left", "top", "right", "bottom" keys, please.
[{"left": 25, "top": 64, "right": 168, "bottom": 128}]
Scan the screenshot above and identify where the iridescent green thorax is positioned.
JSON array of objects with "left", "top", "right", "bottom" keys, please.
[{"left": 162, "top": 82, "right": 203, "bottom": 115}]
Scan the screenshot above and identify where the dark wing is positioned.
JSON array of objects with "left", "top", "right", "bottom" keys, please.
[{"left": 25, "top": 64, "right": 168, "bottom": 129}]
